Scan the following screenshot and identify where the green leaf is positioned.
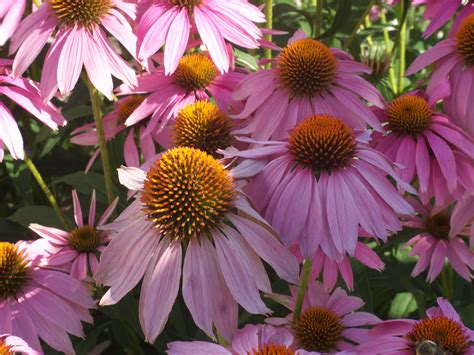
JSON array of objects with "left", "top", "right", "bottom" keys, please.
[
  {"left": 53, "top": 171, "right": 108, "bottom": 204},
  {"left": 389, "top": 292, "right": 417, "bottom": 319},
  {"left": 319, "top": 0, "right": 352, "bottom": 39},
  {"left": 8, "top": 206, "right": 64, "bottom": 229},
  {"left": 234, "top": 48, "right": 259, "bottom": 71}
]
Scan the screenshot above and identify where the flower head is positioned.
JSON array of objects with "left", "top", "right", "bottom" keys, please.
[
  {"left": 171, "top": 100, "right": 235, "bottom": 157},
  {"left": 0, "top": 241, "right": 95, "bottom": 353},
  {"left": 372, "top": 91, "right": 474, "bottom": 208},
  {"left": 233, "top": 32, "right": 385, "bottom": 141},
  {"left": 95, "top": 147, "right": 299, "bottom": 343},
  {"left": 138, "top": 0, "right": 265, "bottom": 74},
  {"left": 30, "top": 190, "right": 117, "bottom": 280},
  {"left": 407, "top": 7, "right": 474, "bottom": 136},
  {"left": 223, "top": 114, "right": 414, "bottom": 259},
  {"left": 403, "top": 197, "right": 473, "bottom": 283},
  {"left": 0, "top": 61, "right": 65, "bottom": 161},
  {"left": 71, "top": 94, "right": 159, "bottom": 169},
  {"left": 167, "top": 324, "right": 302, "bottom": 355},
  {"left": 267, "top": 282, "right": 381, "bottom": 353},
  {"left": 359, "top": 297, "right": 473, "bottom": 354},
  {"left": 117, "top": 53, "right": 243, "bottom": 138},
  {"left": 10, "top": 0, "right": 138, "bottom": 101}
]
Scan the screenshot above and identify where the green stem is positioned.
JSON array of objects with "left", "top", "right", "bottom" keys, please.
[
  {"left": 85, "top": 76, "right": 116, "bottom": 205},
  {"left": 380, "top": 8, "right": 397, "bottom": 93},
  {"left": 293, "top": 258, "right": 313, "bottom": 321},
  {"left": 439, "top": 266, "right": 452, "bottom": 300},
  {"left": 264, "top": 0, "right": 273, "bottom": 64},
  {"left": 397, "top": 9, "right": 407, "bottom": 94},
  {"left": 343, "top": 0, "right": 377, "bottom": 50},
  {"left": 315, "top": 0, "right": 324, "bottom": 38},
  {"left": 24, "top": 152, "right": 70, "bottom": 229}
]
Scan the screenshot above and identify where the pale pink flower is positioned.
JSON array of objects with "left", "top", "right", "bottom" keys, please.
[
  {"left": 359, "top": 297, "right": 473, "bottom": 354},
  {"left": 9, "top": 0, "right": 138, "bottom": 101},
  {"left": 0, "top": 60, "right": 65, "bottom": 161},
  {"left": 117, "top": 53, "right": 243, "bottom": 138},
  {"left": 223, "top": 114, "right": 414, "bottom": 259},
  {"left": 403, "top": 197, "right": 473, "bottom": 283},
  {"left": 71, "top": 95, "right": 158, "bottom": 169},
  {"left": 0, "top": 334, "right": 40, "bottom": 355},
  {"left": 95, "top": 147, "right": 299, "bottom": 343},
  {"left": 168, "top": 324, "right": 308, "bottom": 355},
  {"left": 371, "top": 91, "right": 474, "bottom": 209},
  {"left": 233, "top": 31, "right": 385, "bottom": 141},
  {"left": 0, "top": 241, "right": 95, "bottom": 353},
  {"left": 267, "top": 281, "right": 381, "bottom": 353},
  {"left": 406, "top": 7, "right": 474, "bottom": 136},
  {"left": 29, "top": 190, "right": 118, "bottom": 280},
  {"left": 137, "top": 0, "right": 265, "bottom": 74},
  {"left": 0, "top": 0, "right": 26, "bottom": 46}
]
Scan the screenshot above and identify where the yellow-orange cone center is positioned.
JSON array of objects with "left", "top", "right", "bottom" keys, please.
[
  {"left": 406, "top": 316, "right": 470, "bottom": 355},
  {"left": 141, "top": 147, "right": 236, "bottom": 240},
  {"left": 0, "top": 242, "right": 29, "bottom": 301},
  {"left": 278, "top": 38, "right": 337, "bottom": 98},
  {"left": 173, "top": 101, "right": 234, "bottom": 157},
  {"left": 293, "top": 306, "right": 344, "bottom": 352},
  {"left": 50, "top": 0, "right": 112, "bottom": 28}
]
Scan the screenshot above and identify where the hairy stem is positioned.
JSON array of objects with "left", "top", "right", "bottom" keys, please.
[
  {"left": 264, "top": 0, "right": 273, "bottom": 63},
  {"left": 293, "top": 258, "right": 313, "bottom": 321},
  {"left": 85, "top": 76, "right": 116, "bottom": 204},
  {"left": 380, "top": 7, "right": 398, "bottom": 93},
  {"left": 397, "top": 2, "right": 407, "bottom": 93}
]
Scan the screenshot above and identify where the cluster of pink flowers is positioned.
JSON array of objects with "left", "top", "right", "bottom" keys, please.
[{"left": 0, "top": 0, "right": 472, "bottom": 354}]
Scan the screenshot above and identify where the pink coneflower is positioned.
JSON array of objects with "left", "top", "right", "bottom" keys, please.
[
  {"left": 233, "top": 32, "right": 384, "bottom": 141},
  {"left": 29, "top": 190, "right": 117, "bottom": 280},
  {"left": 406, "top": 7, "right": 474, "bottom": 136},
  {"left": 9, "top": 0, "right": 137, "bottom": 101},
  {"left": 359, "top": 297, "right": 473, "bottom": 354},
  {"left": 0, "top": 334, "right": 40, "bottom": 355},
  {"left": 371, "top": 91, "right": 474, "bottom": 208},
  {"left": 267, "top": 281, "right": 381, "bottom": 353},
  {"left": 0, "top": 61, "right": 65, "bottom": 161},
  {"left": 95, "top": 147, "right": 299, "bottom": 343},
  {"left": 403, "top": 197, "right": 473, "bottom": 283},
  {"left": 137, "top": 0, "right": 265, "bottom": 74},
  {"left": 117, "top": 53, "right": 243, "bottom": 137},
  {"left": 0, "top": 0, "right": 25, "bottom": 46},
  {"left": 223, "top": 114, "right": 414, "bottom": 259},
  {"left": 168, "top": 324, "right": 305, "bottom": 355},
  {"left": 309, "top": 240, "right": 385, "bottom": 292},
  {"left": 0, "top": 241, "right": 95, "bottom": 353},
  {"left": 71, "top": 95, "right": 158, "bottom": 169}
]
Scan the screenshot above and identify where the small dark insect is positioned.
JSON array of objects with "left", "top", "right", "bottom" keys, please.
[{"left": 415, "top": 340, "right": 448, "bottom": 355}]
